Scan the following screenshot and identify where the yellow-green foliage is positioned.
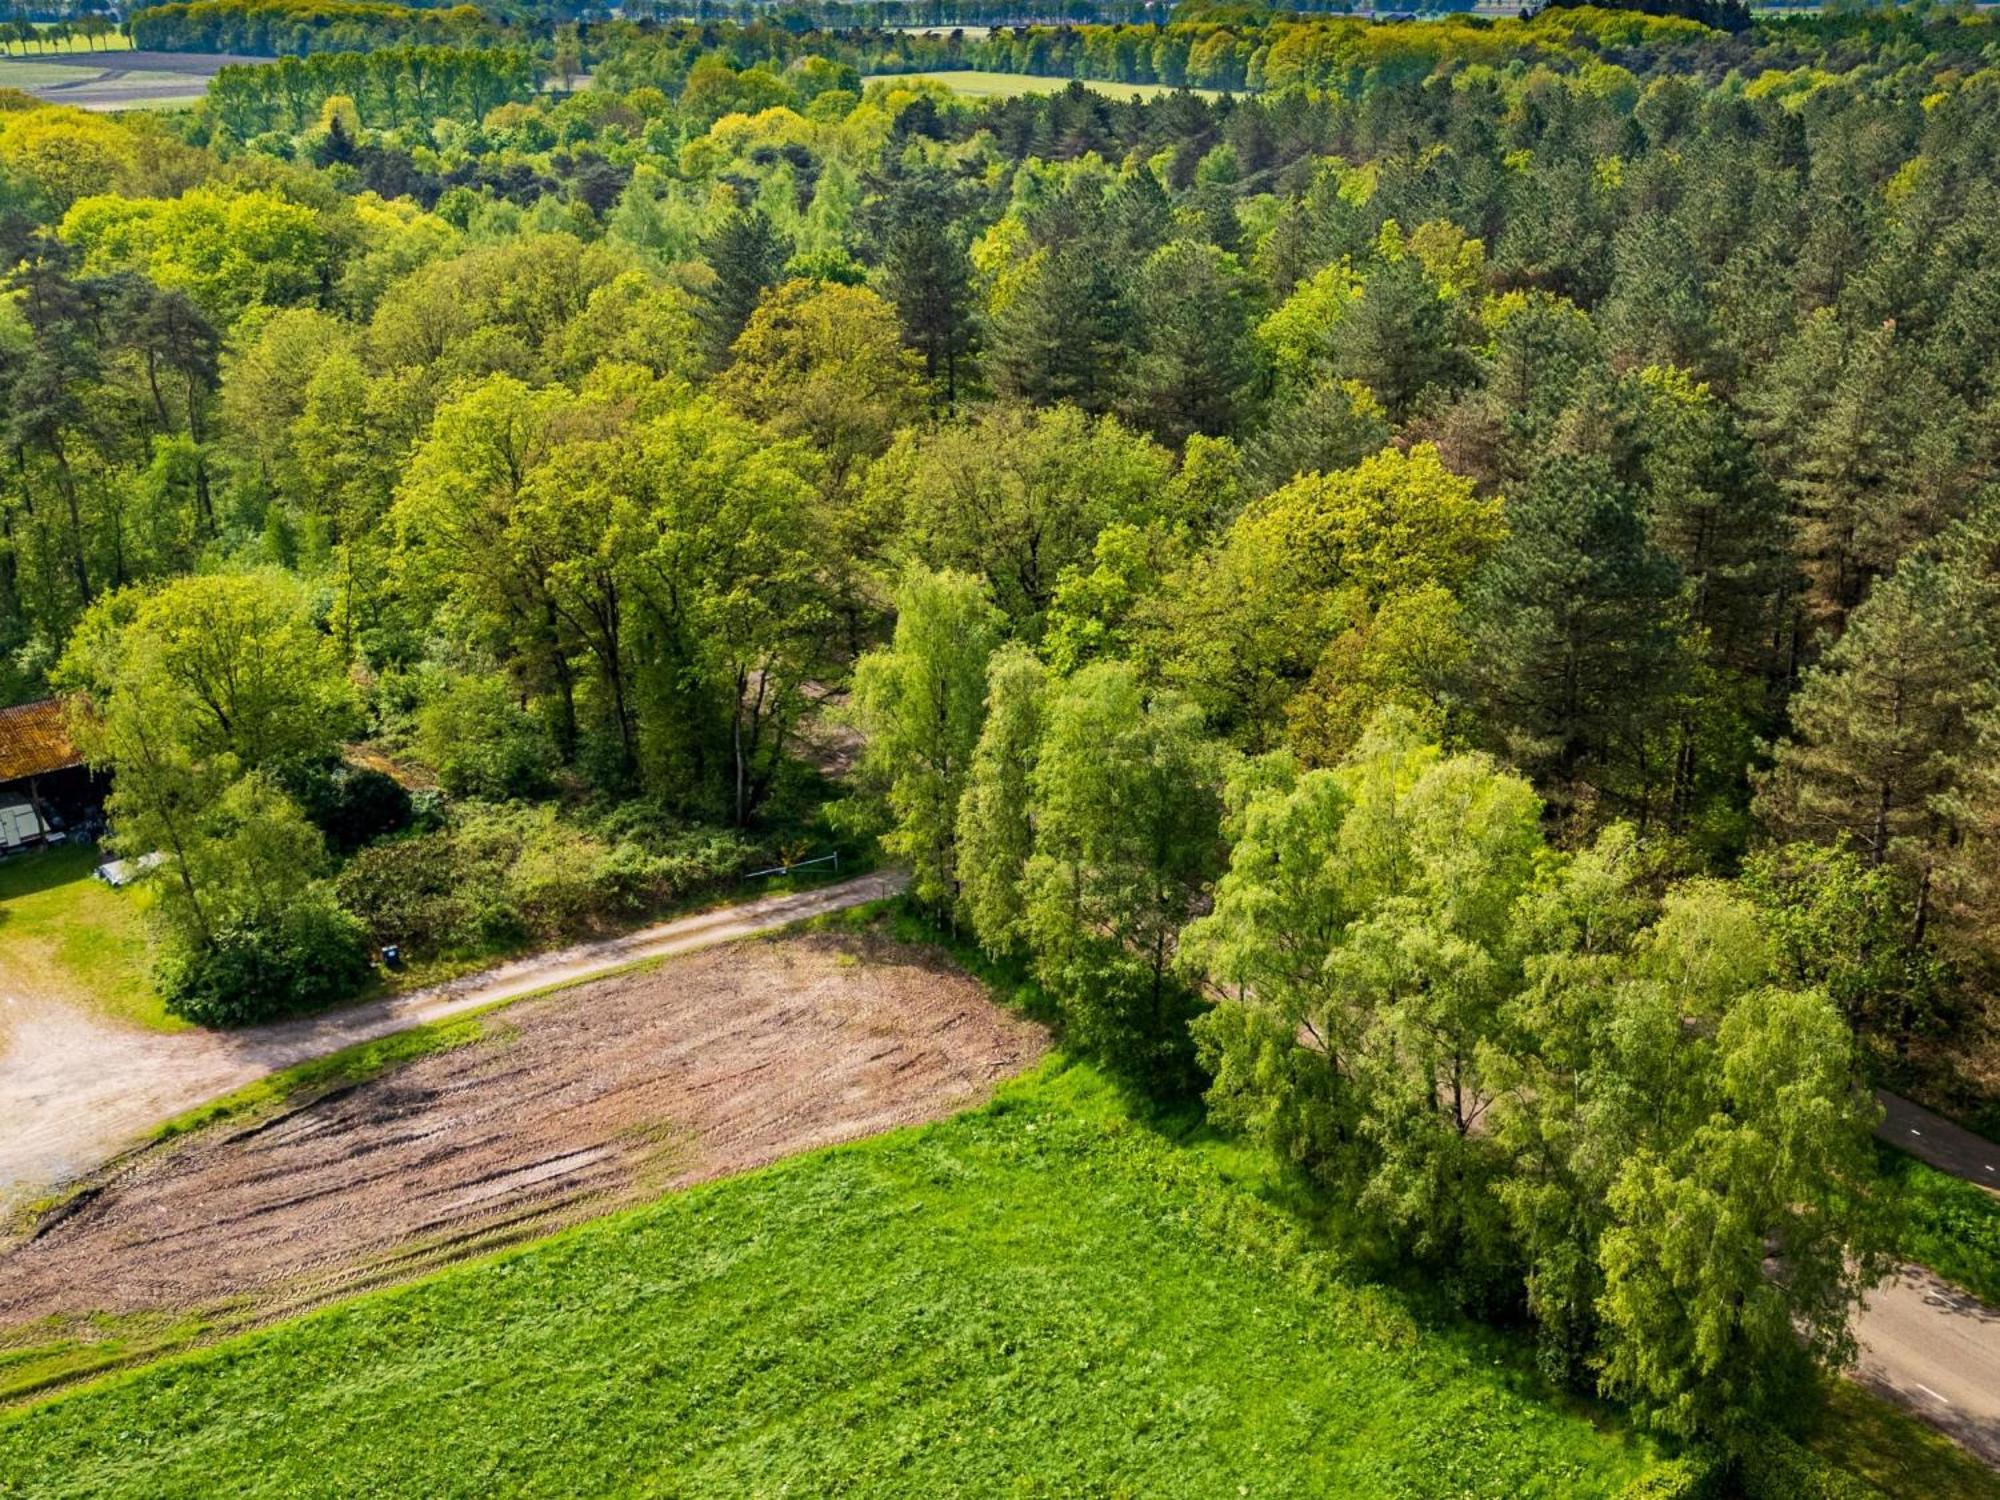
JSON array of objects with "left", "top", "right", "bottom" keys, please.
[{"left": 61, "top": 187, "right": 326, "bottom": 324}]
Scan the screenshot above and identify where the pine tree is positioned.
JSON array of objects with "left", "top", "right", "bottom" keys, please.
[
  {"left": 1759, "top": 505, "right": 2000, "bottom": 948},
  {"left": 1465, "top": 454, "right": 1685, "bottom": 826},
  {"left": 881, "top": 202, "right": 974, "bottom": 408},
  {"left": 698, "top": 204, "right": 791, "bottom": 370}
]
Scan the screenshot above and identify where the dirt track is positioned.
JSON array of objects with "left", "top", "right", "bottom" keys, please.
[{"left": 0, "top": 930, "right": 1045, "bottom": 1348}]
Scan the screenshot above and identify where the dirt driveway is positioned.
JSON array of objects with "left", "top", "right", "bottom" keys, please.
[{"left": 0, "top": 929, "right": 1045, "bottom": 1381}]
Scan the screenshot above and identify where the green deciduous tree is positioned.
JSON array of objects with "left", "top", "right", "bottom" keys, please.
[
  {"left": 1023, "top": 659, "right": 1225, "bottom": 1087},
  {"left": 849, "top": 566, "right": 1004, "bottom": 917},
  {"left": 57, "top": 571, "right": 366, "bottom": 1021},
  {"left": 1185, "top": 710, "right": 1540, "bottom": 1295},
  {"left": 871, "top": 403, "right": 1174, "bottom": 633},
  {"left": 955, "top": 642, "right": 1048, "bottom": 959},
  {"left": 1595, "top": 926, "right": 1885, "bottom": 1438},
  {"left": 1163, "top": 443, "right": 1500, "bottom": 748},
  {"left": 719, "top": 278, "right": 923, "bottom": 496}
]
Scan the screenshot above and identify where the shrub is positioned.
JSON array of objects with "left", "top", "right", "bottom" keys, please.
[
  {"left": 334, "top": 826, "right": 510, "bottom": 954},
  {"left": 417, "top": 675, "right": 557, "bottom": 801},
  {"left": 1735, "top": 1433, "right": 1883, "bottom": 1500},
  {"left": 319, "top": 766, "right": 415, "bottom": 851},
  {"left": 276, "top": 758, "right": 415, "bottom": 852},
  {"left": 335, "top": 804, "right": 763, "bottom": 960},
  {"left": 1615, "top": 1452, "right": 1723, "bottom": 1499},
  {"left": 159, "top": 893, "right": 373, "bottom": 1026}
]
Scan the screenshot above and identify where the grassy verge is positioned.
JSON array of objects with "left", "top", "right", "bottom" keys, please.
[
  {"left": 1802, "top": 1380, "right": 2000, "bottom": 1500},
  {"left": 0, "top": 844, "right": 169, "bottom": 1032},
  {"left": 148, "top": 1015, "right": 493, "bottom": 1143},
  {"left": 0, "top": 1311, "right": 223, "bottom": 1411},
  {"left": 0, "top": 1055, "right": 1663, "bottom": 1498},
  {"left": 1877, "top": 1143, "right": 2000, "bottom": 1307}
]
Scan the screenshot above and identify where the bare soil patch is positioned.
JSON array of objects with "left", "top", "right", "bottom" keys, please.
[
  {"left": 0, "top": 929, "right": 1044, "bottom": 1383},
  {"left": 0, "top": 869, "right": 903, "bottom": 1214}
]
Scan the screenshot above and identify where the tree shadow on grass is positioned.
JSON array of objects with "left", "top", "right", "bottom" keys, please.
[{"left": 0, "top": 843, "right": 102, "bottom": 905}]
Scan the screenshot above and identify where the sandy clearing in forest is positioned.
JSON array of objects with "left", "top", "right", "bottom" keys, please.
[{"left": 0, "top": 930, "right": 1045, "bottom": 1361}]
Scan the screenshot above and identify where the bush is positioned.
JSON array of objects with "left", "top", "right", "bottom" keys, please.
[
  {"left": 417, "top": 675, "right": 557, "bottom": 801},
  {"left": 279, "top": 759, "right": 415, "bottom": 852},
  {"left": 320, "top": 767, "right": 414, "bottom": 851},
  {"left": 1615, "top": 1452, "right": 1724, "bottom": 1499},
  {"left": 335, "top": 804, "right": 763, "bottom": 960},
  {"left": 333, "top": 825, "right": 510, "bottom": 954},
  {"left": 1735, "top": 1433, "right": 1883, "bottom": 1500},
  {"left": 159, "top": 893, "right": 373, "bottom": 1027}
]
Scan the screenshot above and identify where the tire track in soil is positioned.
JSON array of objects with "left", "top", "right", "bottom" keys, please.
[{"left": 0, "top": 931, "right": 1046, "bottom": 1394}]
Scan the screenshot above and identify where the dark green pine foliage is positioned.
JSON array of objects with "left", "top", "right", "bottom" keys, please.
[
  {"left": 1122, "top": 240, "right": 1260, "bottom": 447},
  {"left": 698, "top": 204, "right": 792, "bottom": 370},
  {"left": 1465, "top": 454, "right": 1685, "bottom": 826},
  {"left": 1326, "top": 250, "right": 1474, "bottom": 423},
  {"left": 878, "top": 187, "right": 975, "bottom": 407},
  {"left": 983, "top": 246, "right": 1132, "bottom": 414}
]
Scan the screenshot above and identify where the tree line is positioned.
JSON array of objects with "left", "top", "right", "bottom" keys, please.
[{"left": 128, "top": 0, "right": 495, "bottom": 56}]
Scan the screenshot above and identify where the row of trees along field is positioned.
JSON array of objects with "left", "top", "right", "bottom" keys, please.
[
  {"left": 2, "top": 2, "right": 1999, "bottom": 1455},
  {"left": 126, "top": 0, "right": 1978, "bottom": 90}
]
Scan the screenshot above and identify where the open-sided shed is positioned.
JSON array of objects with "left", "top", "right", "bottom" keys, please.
[{"left": 0, "top": 698, "right": 96, "bottom": 851}]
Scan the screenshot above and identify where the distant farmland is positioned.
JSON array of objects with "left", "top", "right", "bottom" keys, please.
[
  {"left": 867, "top": 68, "right": 1228, "bottom": 100},
  {"left": 0, "top": 50, "right": 270, "bottom": 111}
]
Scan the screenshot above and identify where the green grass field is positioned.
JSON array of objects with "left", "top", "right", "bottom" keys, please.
[
  {"left": 0, "top": 1058, "right": 1666, "bottom": 1498},
  {"left": 0, "top": 60, "right": 97, "bottom": 88},
  {"left": 868, "top": 69, "right": 1228, "bottom": 101},
  {"left": 0, "top": 844, "right": 170, "bottom": 1031}
]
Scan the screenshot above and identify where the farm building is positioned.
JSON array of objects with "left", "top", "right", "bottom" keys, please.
[{"left": 0, "top": 698, "right": 99, "bottom": 852}]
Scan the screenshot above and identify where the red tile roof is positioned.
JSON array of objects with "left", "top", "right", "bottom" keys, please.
[{"left": 0, "top": 698, "right": 81, "bottom": 783}]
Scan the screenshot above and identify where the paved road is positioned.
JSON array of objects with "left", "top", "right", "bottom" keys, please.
[
  {"left": 0, "top": 869, "right": 905, "bottom": 1212},
  {"left": 1878, "top": 1089, "right": 2000, "bottom": 1186},
  {"left": 1853, "top": 1090, "right": 2000, "bottom": 1465},
  {"left": 1853, "top": 1263, "right": 2000, "bottom": 1465}
]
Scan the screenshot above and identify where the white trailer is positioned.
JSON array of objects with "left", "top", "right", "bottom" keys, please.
[{"left": 0, "top": 796, "right": 49, "bottom": 851}]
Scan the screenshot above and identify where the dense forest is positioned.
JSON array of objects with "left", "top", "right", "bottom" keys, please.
[{"left": 4, "top": 0, "right": 2000, "bottom": 1459}]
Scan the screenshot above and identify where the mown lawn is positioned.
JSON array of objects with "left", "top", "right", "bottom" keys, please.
[
  {"left": 0, "top": 59, "right": 96, "bottom": 87},
  {"left": 0, "top": 1059, "right": 1661, "bottom": 1499},
  {"left": 868, "top": 69, "right": 1228, "bottom": 101},
  {"left": 0, "top": 845, "right": 169, "bottom": 1032}
]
